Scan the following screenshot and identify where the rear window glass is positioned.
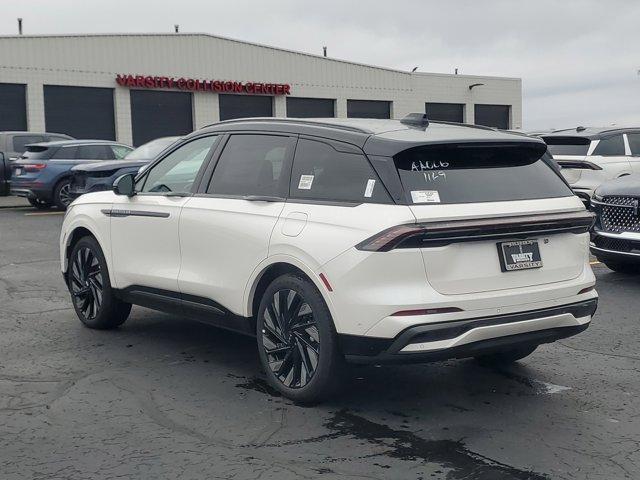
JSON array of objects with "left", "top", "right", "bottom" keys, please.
[
  {"left": 20, "top": 147, "right": 51, "bottom": 160},
  {"left": 542, "top": 136, "right": 590, "bottom": 156},
  {"left": 395, "top": 144, "right": 572, "bottom": 205}
]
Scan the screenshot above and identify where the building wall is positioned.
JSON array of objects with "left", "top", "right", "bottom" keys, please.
[{"left": 0, "top": 33, "right": 522, "bottom": 144}]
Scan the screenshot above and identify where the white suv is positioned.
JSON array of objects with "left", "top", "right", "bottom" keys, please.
[
  {"left": 60, "top": 116, "right": 597, "bottom": 402},
  {"left": 541, "top": 127, "right": 640, "bottom": 205}
]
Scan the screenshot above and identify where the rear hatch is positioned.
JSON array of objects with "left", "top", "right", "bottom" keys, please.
[
  {"left": 11, "top": 145, "right": 52, "bottom": 182},
  {"left": 541, "top": 136, "right": 593, "bottom": 185},
  {"left": 393, "top": 142, "right": 590, "bottom": 295}
]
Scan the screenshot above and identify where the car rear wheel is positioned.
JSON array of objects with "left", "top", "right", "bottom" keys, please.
[
  {"left": 603, "top": 261, "right": 640, "bottom": 275},
  {"left": 28, "top": 197, "right": 52, "bottom": 209},
  {"left": 68, "top": 236, "right": 131, "bottom": 330},
  {"left": 256, "top": 274, "right": 345, "bottom": 403},
  {"left": 475, "top": 345, "right": 537, "bottom": 366},
  {"left": 53, "top": 178, "right": 73, "bottom": 210}
]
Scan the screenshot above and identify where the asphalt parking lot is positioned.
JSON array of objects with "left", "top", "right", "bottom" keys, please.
[{"left": 1, "top": 205, "right": 638, "bottom": 480}]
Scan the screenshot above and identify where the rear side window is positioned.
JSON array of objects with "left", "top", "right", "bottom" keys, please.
[
  {"left": 395, "top": 144, "right": 573, "bottom": 205},
  {"left": 13, "top": 135, "right": 45, "bottom": 152},
  {"left": 208, "top": 134, "right": 292, "bottom": 197},
  {"left": 76, "top": 144, "right": 114, "bottom": 160},
  {"left": 111, "top": 145, "right": 132, "bottom": 159},
  {"left": 592, "top": 135, "right": 625, "bottom": 156},
  {"left": 627, "top": 133, "right": 640, "bottom": 155},
  {"left": 52, "top": 146, "right": 78, "bottom": 159},
  {"left": 542, "top": 136, "right": 590, "bottom": 156},
  {"left": 290, "top": 139, "right": 391, "bottom": 204}
]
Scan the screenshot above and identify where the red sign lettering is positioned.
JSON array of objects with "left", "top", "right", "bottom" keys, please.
[{"left": 115, "top": 74, "right": 291, "bottom": 95}]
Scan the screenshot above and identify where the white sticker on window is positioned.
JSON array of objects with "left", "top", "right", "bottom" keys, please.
[
  {"left": 298, "top": 174, "right": 314, "bottom": 190},
  {"left": 364, "top": 179, "right": 376, "bottom": 198},
  {"left": 411, "top": 190, "right": 441, "bottom": 203}
]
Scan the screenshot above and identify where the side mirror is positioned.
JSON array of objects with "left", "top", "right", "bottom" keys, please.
[{"left": 113, "top": 173, "right": 136, "bottom": 197}]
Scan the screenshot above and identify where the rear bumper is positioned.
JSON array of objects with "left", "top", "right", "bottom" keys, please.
[
  {"left": 10, "top": 183, "right": 51, "bottom": 201},
  {"left": 339, "top": 298, "right": 597, "bottom": 364}
]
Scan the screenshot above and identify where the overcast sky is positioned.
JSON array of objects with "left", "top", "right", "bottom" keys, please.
[{"left": 1, "top": 0, "right": 638, "bottom": 130}]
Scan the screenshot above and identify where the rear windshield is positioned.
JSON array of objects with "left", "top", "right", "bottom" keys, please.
[
  {"left": 19, "top": 146, "right": 51, "bottom": 160},
  {"left": 542, "top": 136, "right": 590, "bottom": 156},
  {"left": 394, "top": 144, "right": 572, "bottom": 205}
]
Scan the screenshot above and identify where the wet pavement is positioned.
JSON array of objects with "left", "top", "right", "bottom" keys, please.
[{"left": 0, "top": 206, "right": 638, "bottom": 480}]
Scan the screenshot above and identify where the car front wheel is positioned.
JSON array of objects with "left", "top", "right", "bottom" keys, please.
[
  {"left": 256, "top": 274, "right": 345, "bottom": 403},
  {"left": 68, "top": 236, "right": 131, "bottom": 329}
]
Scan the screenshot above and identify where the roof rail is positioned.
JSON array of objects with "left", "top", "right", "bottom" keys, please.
[{"left": 203, "top": 117, "right": 373, "bottom": 134}]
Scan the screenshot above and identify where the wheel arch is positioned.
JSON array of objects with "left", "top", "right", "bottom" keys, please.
[
  {"left": 62, "top": 222, "right": 113, "bottom": 286},
  {"left": 245, "top": 256, "right": 336, "bottom": 321}
]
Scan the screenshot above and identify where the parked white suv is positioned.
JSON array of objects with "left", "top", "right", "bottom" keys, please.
[
  {"left": 541, "top": 127, "right": 640, "bottom": 205},
  {"left": 60, "top": 116, "right": 597, "bottom": 402}
]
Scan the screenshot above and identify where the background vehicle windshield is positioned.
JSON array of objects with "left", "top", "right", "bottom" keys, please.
[
  {"left": 395, "top": 144, "right": 573, "bottom": 204},
  {"left": 125, "top": 137, "right": 180, "bottom": 160}
]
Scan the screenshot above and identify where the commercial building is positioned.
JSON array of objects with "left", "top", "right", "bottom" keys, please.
[{"left": 0, "top": 33, "right": 522, "bottom": 145}]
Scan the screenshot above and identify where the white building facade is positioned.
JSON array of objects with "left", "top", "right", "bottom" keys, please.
[{"left": 0, "top": 33, "right": 522, "bottom": 146}]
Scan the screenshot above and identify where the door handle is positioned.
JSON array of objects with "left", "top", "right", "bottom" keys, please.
[{"left": 243, "top": 195, "right": 284, "bottom": 202}]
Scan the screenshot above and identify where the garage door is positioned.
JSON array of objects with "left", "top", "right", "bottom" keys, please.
[
  {"left": 426, "top": 103, "right": 464, "bottom": 123},
  {"left": 219, "top": 94, "right": 273, "bottom": 121},
  {"left": 347, "top": 100, "right": 391, "bottom": 119},
  {"left": 0, "top": 83, "right": 27, "bottom": 131},
  {"left": 130, "top": 90, "right": 193, "bottom": 147},
  {"left": 286, "top": 97, "right": 335, "bottom": 118},
  {"left": 44, "top": 85, "right": 115, "bottom": 140},
  {"left": 474, "top": 104, "right": 511, "bottom": 129}
]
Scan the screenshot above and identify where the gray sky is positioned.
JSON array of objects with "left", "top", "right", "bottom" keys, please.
[{"left": 1, "top": 0, "right": 638, "bottom": 130}]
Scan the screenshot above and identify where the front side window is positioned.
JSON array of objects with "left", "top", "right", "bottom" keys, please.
[
  {"left": 140, "top": 136, "right": 217, "bottom": 194},
  {"left": 207, "top": 134, "right": 291, "bottom": 197},
  {"left": 290, "top": 139, "right": 391, "bottom": 204},
  {"left": 626, "top": 133, "right": 640, "bottom": 156},
  {"left": 592, "top": 135, "right": 625, "bottom": 156},
  {"left": 395, "top": 144, "right": 573, "bottom": 205}
]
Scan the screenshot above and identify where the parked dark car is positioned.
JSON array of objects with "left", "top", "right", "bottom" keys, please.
[
  {"left": 10, "top": 140, "right": 132, "bottom": 209},
  {"left": 69, "top": 136, "right": 180, "bottom": 200},
  {"left": 0, "top": 131, "right": 73, "bottom": 196},
  {"left": 590, "top": 174, "right": 640, "bottom": 273}
]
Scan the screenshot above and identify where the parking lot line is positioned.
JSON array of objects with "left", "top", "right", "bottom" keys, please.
[{"left": 24, "top": 211, "right": 65, "bottom": 216}]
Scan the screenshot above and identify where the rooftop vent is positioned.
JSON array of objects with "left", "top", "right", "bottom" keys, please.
[
  {"left": 400, "top": 113, "right": 429, "bottom": 128},
  {"left": 576, "top": 126, "right": 586, "bottom": 132}
]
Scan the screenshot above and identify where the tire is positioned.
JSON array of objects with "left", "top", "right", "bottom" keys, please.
[
  {"left": 475, "top": 345, "right": 537, "bottom": 366},
  {"left": 256, "top": 273, "right": 345, "bottom": 403},
  {"left": 68, "top": 236, "right": 131, "bottom": 330},
  {"left": 603, "top": 261, "right": 640, "bottom": 275},
  {"left": 28, "top": 197, "right": 52, "bottom": 209},
  {"left": 53, "top": 178, "right": 73, "bottom": 210}
]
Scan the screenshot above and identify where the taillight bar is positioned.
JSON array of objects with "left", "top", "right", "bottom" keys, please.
[
  {"left": 356, "top": 211, "right": 595, "bottom": 252},
  {"left": 21, "top": 163, "right": 47, "bottom": 172}
]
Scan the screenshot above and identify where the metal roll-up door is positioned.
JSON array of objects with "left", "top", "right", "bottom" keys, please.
[
  {"left": 426, "top": 103, "right": 464, "bottom": 123},
  {"left": 346, "top": 100, "right": 391, "bottom": 119},
  {"left": 130, "top": 90, "right": 194, "bottom": 146},
  {"left": 44, "top": 85, "right": 115, "bottom": 140},
  {"left": 286, "top": 97, "right": 335, "bottom": 118},
  {"left": 219, "top": 94, "right": 273, "bottom": 121},
  {"left": 474, "top": 104, "right": 511, "bottom": 129},
  {"left": 0, "top": 83, "right": 27, "bottom": 131}
]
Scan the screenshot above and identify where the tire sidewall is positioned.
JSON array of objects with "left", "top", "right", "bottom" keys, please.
[{"left": 256, "top": 274, "right": 342, "bottom": 403}]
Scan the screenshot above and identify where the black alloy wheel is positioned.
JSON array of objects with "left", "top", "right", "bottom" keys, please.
[
  {"left": 257, "top": 274, "right": 345, "bottom": 403},
  {"left": 54, "top": 178, "right": 73, "bottom": 209},
  {"left": 68, "top": 236, "right": 131, "bottom": 329},
  {"left": 261, "top": 289, "right": 320, "bottom": 388},
  {"left": 69, "top": 245, "right": 104, "bottom": 320}
]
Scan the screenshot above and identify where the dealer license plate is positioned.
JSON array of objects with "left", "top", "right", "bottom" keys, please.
[{"left": 498, "top": 240, "right": 543, "bottom": 272}]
